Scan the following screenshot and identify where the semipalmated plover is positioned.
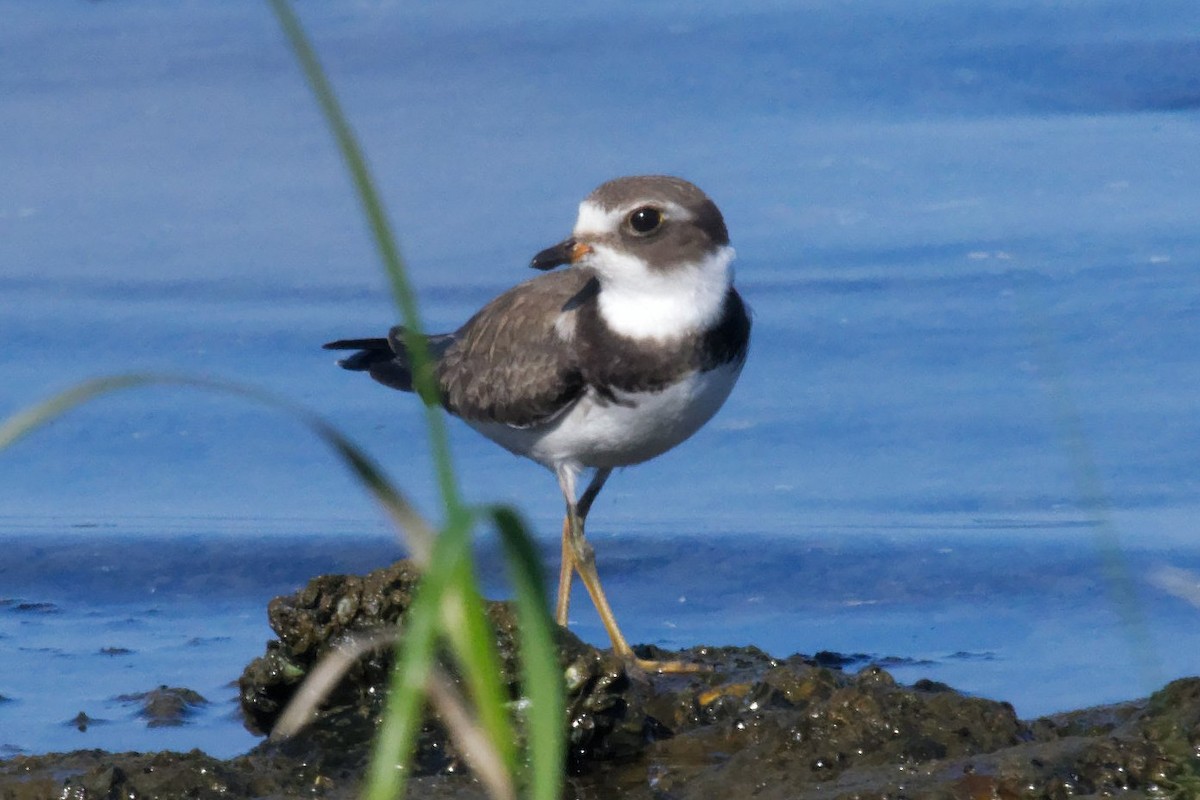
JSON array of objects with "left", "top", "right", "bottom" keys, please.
[{"left": 326, "top": 175, "right": 750, "bottom": 671}]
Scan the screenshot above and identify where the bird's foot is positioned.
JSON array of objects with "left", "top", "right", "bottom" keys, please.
[{"left": 627, "top": 655, "right": 713, "bottom": 675}]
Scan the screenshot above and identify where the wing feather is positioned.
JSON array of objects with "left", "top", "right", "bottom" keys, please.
[{"left": 437, "top": 269, "right": 596, "bottom": 427}]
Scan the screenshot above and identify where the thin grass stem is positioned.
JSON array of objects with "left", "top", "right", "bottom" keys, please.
[{"left": 266, "top": 0, "right": 462, "bottom": 516}]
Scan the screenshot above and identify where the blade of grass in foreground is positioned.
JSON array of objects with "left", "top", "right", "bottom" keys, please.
[
  {"left": 4, "top": 3, "right": 567, "bottom": 795},
  {"left": 488, "top": 506, "right": 565, "bottom": 800},
  {"left": 265, "top": 3, "right": 564, "bottom": 799},
  {"left": 0, "top": 370, "right": 540, "bottom": 798},
  {"left": 265, "top": 0, "right": 521, "bottom": 789},
  {"left": 437, "top": 563, "right": 521, "bottom": 776},
  {"left": 1015, "top": 286, "right": 1163, "bottom": 695},
  {"left": 363, "top": 513, "right": 476, "bottom": 800},
  {"left": 265, "top": 0, "right": 457, "bottom": 509},
  {"left": 0, "top": 374, "right": 432, "bottom": 559}
]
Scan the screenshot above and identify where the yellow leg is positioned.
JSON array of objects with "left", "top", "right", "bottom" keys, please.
[
  {"left": 554, "top": 515, "right": 573, "bottom": 627},
  {"left": 555, "top": 466, "right": 705, "bottom": 674},
  {"left": 564, "top": 508, "right": 704, "bottom": 673}
]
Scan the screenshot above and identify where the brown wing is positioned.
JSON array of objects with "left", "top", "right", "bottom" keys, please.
[{"left": 437, "top": 268, "right": 598, "bottom": 427}]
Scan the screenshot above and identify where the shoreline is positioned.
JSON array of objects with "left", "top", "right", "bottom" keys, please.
[{"left": 4, "top": 557, "right": 1197, "bottom": 799}]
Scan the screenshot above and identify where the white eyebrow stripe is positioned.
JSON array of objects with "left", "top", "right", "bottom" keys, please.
[
  {"left": 572, "top": 199, "right": 693, "bottom": 238},
  {"left": 573, "top": 201, "right": 623, "bottom": 238}
]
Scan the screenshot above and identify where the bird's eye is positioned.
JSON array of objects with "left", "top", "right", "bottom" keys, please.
[{"left": 627, "top": 206, "right": 663, "bottom": 235}]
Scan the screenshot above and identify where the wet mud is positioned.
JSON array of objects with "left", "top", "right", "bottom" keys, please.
[{"left": 3, "top": 558, "right": 1199, "bottom": 799}]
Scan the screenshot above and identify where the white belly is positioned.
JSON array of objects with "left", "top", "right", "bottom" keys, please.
[{"left": 467, "top": 360, "right": 744, "bottom": 470}]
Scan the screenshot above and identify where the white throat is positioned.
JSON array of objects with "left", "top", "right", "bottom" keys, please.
[{"left": 592, "top": 245, "right": 735, "bottom": 341}]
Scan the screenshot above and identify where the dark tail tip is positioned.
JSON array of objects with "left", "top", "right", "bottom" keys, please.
[
  {"left": 323, "top": 337, "right": 393, "bottom": 371},
  {"left": 334, "top": 353, "right": 376, "bottom": 371},
  {"left": 324, "top": 337, "right": 387, "bottom": 351}
]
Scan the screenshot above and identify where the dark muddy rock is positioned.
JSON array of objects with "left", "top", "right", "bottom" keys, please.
[
  {"left": 5, "top": 558, "right": 1200, "bottom": 799},
  {"left": 237, "top": 559, "right": 424, "bottom": 733},
  {"left": 0, "top": 750, "right": 299, "bottom": 800},
  {"left": 116, "top": 686, "right": 209, "bottom": 727},
  {"left": 238, "top": 558, "right": 652, "bottom": 776}
]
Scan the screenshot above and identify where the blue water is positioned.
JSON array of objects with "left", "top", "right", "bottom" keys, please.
[{"left": 2, "top": 0, "right": 1199, "bottom": 758}]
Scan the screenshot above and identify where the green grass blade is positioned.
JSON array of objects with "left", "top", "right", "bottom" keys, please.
[
  {"left": 439, "top": 560, "right": 520, "bottom": 778},
  {"left": 263, "top": 5, "right": 568, "bottom": 799},
  {"left": 0, "top": 374, "right": 433, "bottom": 559},
  {"left": 0, "top": 375, "right": 151, "bottom": 450},
  {"left": 362, "top": 507, "right": 508, "bottom": 798},
  {"left": 0, "top": 372, "right": 536, "bottom": 798},
  {"left": 265, "top": 0, "right": 461, "bottom": 513},
  {"left": 424, "top": 667, "right": 515, "bottom": 800},
  {"left": 364, "top": 533, "right": 459, "bottom": 800},
  {"left": 1015, "top": 288, "right": 1163, "bottom": 694},
  {"left": 488, "top": 506, "right": 565, "bottom": 800}
]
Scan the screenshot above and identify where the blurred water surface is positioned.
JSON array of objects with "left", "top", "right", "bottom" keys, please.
[{"left": 1, "top": 0, "right": 1198, "bottom": 757}]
